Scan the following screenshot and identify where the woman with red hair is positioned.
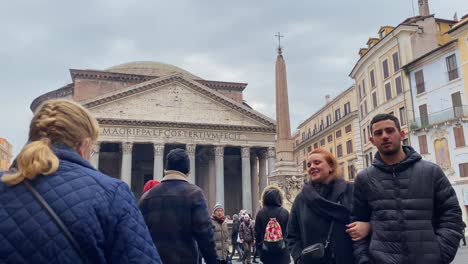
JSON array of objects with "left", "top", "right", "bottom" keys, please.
[{"left": 286, "top": 148, "right": 370, "bottom": 264}]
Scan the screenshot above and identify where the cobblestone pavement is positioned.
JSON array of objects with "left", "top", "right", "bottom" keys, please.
[{"left": 218, "top": 239, "right": 468, "bottom": 263}]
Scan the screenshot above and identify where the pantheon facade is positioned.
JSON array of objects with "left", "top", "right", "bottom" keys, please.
[{"left": 31, "top": 61, "right": 276, "bottom": 215}]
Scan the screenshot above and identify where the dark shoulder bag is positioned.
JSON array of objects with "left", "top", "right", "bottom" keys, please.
[
  {"left": 24, "top": 180, "right": 87, "bottom": 263},
  {"left": 300, "top": 220, "right": 334, "bottom": 262}
]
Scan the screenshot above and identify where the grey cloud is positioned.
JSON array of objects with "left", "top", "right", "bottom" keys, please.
[{"left": 1, "top": 0, "right": 467, "bottom": 155}]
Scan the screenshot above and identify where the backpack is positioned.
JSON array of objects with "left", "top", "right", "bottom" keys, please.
[{"left": 262, "top": 217, "right": 285, "bottom": 253}]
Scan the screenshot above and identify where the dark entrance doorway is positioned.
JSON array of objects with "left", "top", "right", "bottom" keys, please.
[{"left": 131, "top": 143, "right": 154, "bottom": 199}]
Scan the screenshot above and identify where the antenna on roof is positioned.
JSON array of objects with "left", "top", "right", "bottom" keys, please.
[{"left": 453, "top": 12, "right": 458, "bottom": 21}]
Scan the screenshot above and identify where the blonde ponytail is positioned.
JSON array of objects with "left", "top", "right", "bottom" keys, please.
[{"left": 2, "top": 139, "right": 59, "bottom": 185}]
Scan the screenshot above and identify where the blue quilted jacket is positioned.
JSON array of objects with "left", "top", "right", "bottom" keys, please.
[{"left": 0, "top": 145, "right": 162, "bottom": 264}]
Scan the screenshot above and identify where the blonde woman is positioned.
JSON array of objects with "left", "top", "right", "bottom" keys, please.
[{"left": 0, "top": 100, "right": 162, "bottom": 264}]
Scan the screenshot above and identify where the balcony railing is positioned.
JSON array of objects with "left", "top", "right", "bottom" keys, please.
[{"left": 411, "top": 105, "right": 468, "bottom": 130}]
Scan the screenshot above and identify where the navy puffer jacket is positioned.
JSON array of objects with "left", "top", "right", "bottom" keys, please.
[
  {"left": 353, "top": 146, "right": 463, "bottom": 264},
  {"left": 0, "top": 145, "right": 162, "bottom": 263}
]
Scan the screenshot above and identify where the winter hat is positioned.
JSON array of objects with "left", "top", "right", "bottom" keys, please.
[
  {"left": 143, "top": 179, "right": 160, "bottom": 193},
  {"left": 213, "top": 203, "right": 224, "bottom": 214},
  {"left": 166, "top": 148, "right": 190, "bottom": 174}
]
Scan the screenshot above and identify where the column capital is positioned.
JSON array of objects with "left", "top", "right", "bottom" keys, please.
[
  {"left": 241, "top": 146, "right": 250, "bottom": 158},
  {"left": 258, "top": 149, "right": 268, "bottom": 160},
  {"left": 186, "top": 144, "right": 196, "bottom": 155},
  {"left": 92, "top": 142, "right": 101, "bottom": 153},
  {"left": 214, "top": 146, "right": 224, "bottom": 157},
  {"left": 250, "top": 151, "right": 258, "bottom": 160},
  {"left": 267, "top": 147, "right": 275, "bottom": 158},
  {"left": 122, "top": 142, "right": 133, "bottom": 154},
  {"left": 153, "top": 143, "right": 164, "bottom": 155}
]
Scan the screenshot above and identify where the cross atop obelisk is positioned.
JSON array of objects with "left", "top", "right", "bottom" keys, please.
[{"left": 275, "top": 32, "right": 284, "bottom": 53}]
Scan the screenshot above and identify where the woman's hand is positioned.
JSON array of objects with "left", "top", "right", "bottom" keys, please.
[{"left": 346, "top": 221, "right": 371, "bottom": 241}]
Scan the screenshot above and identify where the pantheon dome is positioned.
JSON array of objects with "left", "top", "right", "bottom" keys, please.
[{"left": 106, "top": 61, "right": 202, "bottom": 80}]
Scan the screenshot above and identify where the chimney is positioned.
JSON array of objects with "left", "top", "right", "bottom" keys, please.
[
  {"left": 418, "top": 0, "right": 430, "bottom": 17},
  {"left": 325, "top": 95, "right": 331, "bottom": 104}
]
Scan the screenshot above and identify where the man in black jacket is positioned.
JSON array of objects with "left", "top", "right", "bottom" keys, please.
[
  {"left": 353, "top": 114, "right": 463, "bottom": 264},
  {"left": 139, "top": 148, "right": 217, "bottom": 264}
]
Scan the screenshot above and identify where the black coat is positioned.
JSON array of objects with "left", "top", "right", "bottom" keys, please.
[
  {"left": 287, "top": 178, "right": 354, "bottom": 264},
  {"left": 231, "top": 219, "right": 241, "bottom": 244},
  {"left": 352, "top": 146, "right": 463, "bottom": 264},
  {"left": 139, "top": 171, "right": 217, "bottom": 264},
  {"left": 255, "top": 186, "right": 291, "bottom": 264}
]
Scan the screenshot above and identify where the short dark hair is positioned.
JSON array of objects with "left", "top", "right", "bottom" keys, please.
[
  {"left": 370, "top": 114, "right": 401, "bottom": 134},
  {"left": 166, "top": 148, "right": 190, "bottom": 174}
]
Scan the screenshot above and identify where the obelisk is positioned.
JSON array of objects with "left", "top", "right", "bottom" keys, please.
[{"left": 271, "top": 33, "right": 303, "bottom": 190}]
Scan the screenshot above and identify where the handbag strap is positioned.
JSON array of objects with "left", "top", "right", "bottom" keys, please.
[
  {"left": 324, "top": 221, "right": 334, "bottom": 248},
  {"left": 24, "top": 180, "right": 87, "bottom": 262}
]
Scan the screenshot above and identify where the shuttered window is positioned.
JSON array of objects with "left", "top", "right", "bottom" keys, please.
[
  {"left": 345, "top": 125, "right": 352, "bottom": 133},
  {"left": 459, "top": 163, "right": 468, "bottom": 177},
  {"left": 385, "top": 82, "right": 392, "bottom": 100},
  {"left": 383, "top": 59, "right": 389, "bottom": 79},
  {"left": 454, "top": 126, "right": 466, "bottom": 147},
  {"left": 395, "top": 76, "right": 402, "bottom": 95},
  {"left": 393, "top": 52, "right": 400, "bottom": 72},
  {"left": 337, "top": 144, "right": 343, "bottom": 157},
  {"left": 370, "top": 70, "right": 376, "bottom": 88},
  {"left": 419, "top": 104, "right": 429, "bottom": 127},
  {"left": 346, "top": 140, "right": 353, "bottom": 154},
  {"left": 446, "top": 54, "right": 458, "bottom": 81},
  {"left": 415, "top": 70, "right": 425, "bottom": 94},
  {"left": 418, "top": 135, "right": 428, "bottom": 154}
]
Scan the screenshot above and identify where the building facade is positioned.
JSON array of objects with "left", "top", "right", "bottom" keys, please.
[
  {"left": 31, "top": 61, "right": 277, "bottom": 216},
  {"left": 0, "top": 138, "right": 13, "bottom": 170},
  {"left": 349, "top": 2, "right": 456, "bottom": 168},
  {"left": 404, "top": 15, "right": 468, "bottom": 222},
  {"left": 293, "top": 86, "right": 363, "bottom": 181}
]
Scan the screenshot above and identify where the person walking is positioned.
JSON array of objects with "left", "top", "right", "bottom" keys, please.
[
  {"left": 0, "top": 99, "right": 162, "bottom": 263},
  {"left": 239, "top": 213, "right": 255, "bottom": 264},
  {"left": 287, "top": 148, "right": 370, "bottom": 264},
  {"left": 353, "top": 114, "right": 463, "bottom": 264},
  {"left": 230, "top": 214, "right": 244, "bottom": 261},
  {"left": 255, "top": 185, "right": 290, "bottom": 264},
  {"left": 139, "top": 148, "right": 217, "bottom": 264},
  {"left": 211, "top": 203, "right": 229, "bottom": 264}
]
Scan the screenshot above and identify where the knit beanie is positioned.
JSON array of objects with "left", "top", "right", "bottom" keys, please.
[
  {"left": 213, "top": 203, "right": 224, "bottom": 214},
  {"left": 166, "top": 148, "right": 190, "bottom": 174},
  {"left": 143, "top": 179, "right": 160, "bottom": 193}
]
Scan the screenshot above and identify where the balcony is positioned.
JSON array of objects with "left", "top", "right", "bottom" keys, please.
[{"left": 411, "top": 106, "right": 468, "bottom": 130}]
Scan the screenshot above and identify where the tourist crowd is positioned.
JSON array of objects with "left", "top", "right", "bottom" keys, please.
[{"left": 0, "top": 99, "right": 465, "bottom": 264}]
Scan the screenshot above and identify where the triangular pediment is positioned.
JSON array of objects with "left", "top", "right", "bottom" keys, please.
[{"left": 82, "top": 74, "right": 275, "bottom": 130}]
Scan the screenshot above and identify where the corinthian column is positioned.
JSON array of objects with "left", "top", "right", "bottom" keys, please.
[
  {"left": 258, "top": 149, "right": 268, "bottom": 194},
  {"left": 90, "top": 142, "right": 100, "bottom": 169},
  {"left": 215, "top": 146, "right": 224, "bottom": 206},
  {"left": 250, "top": 152, "right": 259, "bottom": 216},
  {"left": 187, "top": 144, "right": 196, "bottom": 184},
  {"left": 121, "top": 142, "right": 133, "bottom": 188},
  {"left": 242, "top": 146, "right": 252, "bottom": 214},
  {"left": 267, "top": 147, "right": 276, "bottom": 177},
  {"left": 153, "top": 143, "right": 164, "bottom": 181}
]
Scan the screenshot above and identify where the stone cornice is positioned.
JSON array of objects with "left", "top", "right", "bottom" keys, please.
[
  {"left": 83, "top": 73, "right": 276, "bottom": 129},
  {"left": 196, "top": 79, "right": 247, "bottom": 91},
  {"left": 70, "top": 69, "right": 154, "bottom": 82},
  {"left": 97, "top": 118, "right": 276, "bottom": 133},
  {"left": 294, "top": 111, "right": 358, "bottom": 151},
  {"left": 70, "top": 69, "right": 247, "bottom": 91},
  {"left": 30, "top": 84, "right": 74, "bottom": 111}
]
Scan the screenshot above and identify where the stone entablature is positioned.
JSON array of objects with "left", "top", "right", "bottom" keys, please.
[{"left": 98, "top": 125, "right": 275, "bottom": 146}]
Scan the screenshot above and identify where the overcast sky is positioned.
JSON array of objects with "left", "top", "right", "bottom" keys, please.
[{"left": 1, "top": 0, "right": 467, "bottom": 156}]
